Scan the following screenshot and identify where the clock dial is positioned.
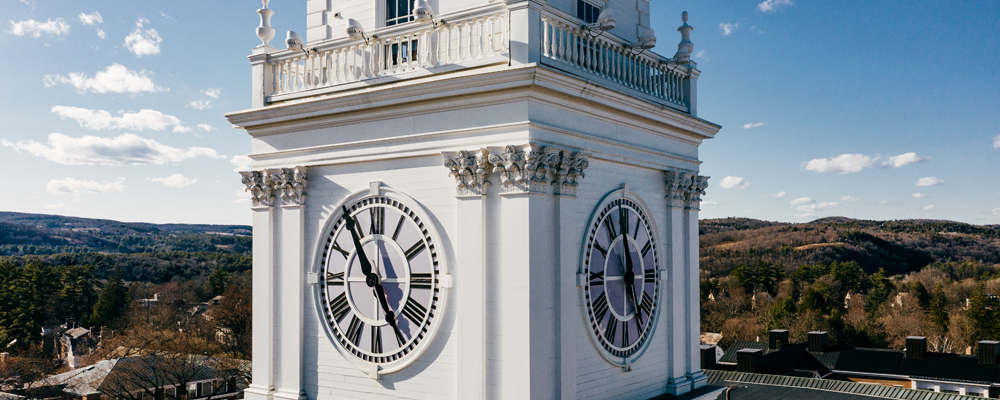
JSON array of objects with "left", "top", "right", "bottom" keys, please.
[
  {"left": 319, "top": 195, "right": 439, "bottom": 366},
  {"left": 583, "top": 195, "right": 660, "bottom": 362}
]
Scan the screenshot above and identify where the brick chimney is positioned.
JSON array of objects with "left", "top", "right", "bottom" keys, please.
[
  {"left": 905, "top": 336, "right": 927, "bottom": 360},
  {"left": 979, "top": 341, "right": 1000, "bottom": 365},
  {"left": 700, "top": 344, "right": 717, "bottom": 370},
  {"left": 807, "top": 331, "right": 828, "bottom": 353},
  {"left": 737, "top": 349, "right": 763, "bottom": 373},
  {"left": 768, "top": 329, "right": 789, "bottom": 350}
]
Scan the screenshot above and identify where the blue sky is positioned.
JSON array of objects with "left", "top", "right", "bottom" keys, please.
[{"left": 1, "top": 0, "right": 997, "bottom": 225}]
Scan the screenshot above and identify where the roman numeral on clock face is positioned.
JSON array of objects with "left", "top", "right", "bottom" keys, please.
[
  {"left": 410, "top": 273, "right": 432, "bottom": 290},
  {"left": 592, "top": 241, "right": 608, "bottom": 258},
  {"left": 330, "top": 239, "right": 350, "bottom": 259},
  {"left": 404, "top": 240, "right": 426, "bottom": 261},
  {"left": 592, "top": 292, "right": 610, "bottom": 323},
  {"left": 371, "top": 325, "right": 383, "bottom": 354},
  {"left": 329, "top": 292, "right": 351, "bottom": 323},
  {"left": 391, "top": 215, "right": 406, "bottom": 241},
  {"left": 604, "top": 317, "right": 618, "bottom": 343},
  {"left": 326, "top": 271, "right": 344, "bottom": 285},
  {"left": 620, "top": 319, "right": 629, "bottom": 347},
  {"left": 589, "top": 270, "right": 604, "bottom": 285},
  {"left": 644, "top": 269, "right": 656, "bottom": 284},
  {"left": 603, "top": 216, "right": 618, "bottom": 241},
  {"left": 369, "top": 207, "right": 385, "bottom": 235},
  {"left": 402, "top": 296, "right": 428, "bottom": 325},
  {"left": 641, "top": 241, "right": 652, "bottom": 258},
  {"left": 346, "top": 315, "right": 364, "bottom": 346},
  {"left": 640, "top": 292, "right": 653, "bottom": 318}
]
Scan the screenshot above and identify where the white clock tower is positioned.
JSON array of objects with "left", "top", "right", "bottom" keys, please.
[{"left": 227, "top": 0, "right": 721, "bottom": 398}]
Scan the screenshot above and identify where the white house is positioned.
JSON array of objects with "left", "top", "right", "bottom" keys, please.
[{"left": 226, "top": 0, "right": 721, "bottom": 398}]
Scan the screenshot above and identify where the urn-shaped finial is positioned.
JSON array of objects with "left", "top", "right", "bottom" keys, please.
[
  {"left": 256, "top": 0, "right": 276, "bottom": 47},
  {"left": 674, "top": 11, "right": 694, "bottom": 64}
]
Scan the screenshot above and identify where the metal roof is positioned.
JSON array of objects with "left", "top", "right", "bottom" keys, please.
[{"left": 705, "top": 370, "right": 987, "bottom": 400}]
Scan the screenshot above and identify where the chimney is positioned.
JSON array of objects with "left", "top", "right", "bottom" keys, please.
[
  {"left": 905, "top": 336, "right": 927, "bottom": 360},
  {"left": 807, "top": 331, "right": 828, "bottom": 353},
  {"left": 768, "top": 329, "right": 789, "bottom": 350},
  {"left": 979, "top": 341, "right": 1000, "bottom": 365},
  {"left": 736, "top": 349, "right": 763, "bottom": 373},
  {"left": 701, "top": 345, "right": 717, "bottom": 370}
]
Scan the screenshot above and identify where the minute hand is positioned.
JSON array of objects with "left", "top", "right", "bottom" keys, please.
[
  {"left": 343, "top": 205, "right": 375, "bottom": 283},
  {"left": 619, "top": 207, "right": 642, "bottom": 324}
]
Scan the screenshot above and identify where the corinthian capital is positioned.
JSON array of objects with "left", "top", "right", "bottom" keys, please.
[
  {"left": 443, "top": 149, "right": 491, "bottom": 197},
  {"left": 272, "top": 166, "right": 308, "bottom": 205},
  {"left": 553, "top": 150, "right": 589, "bottom": 197},
  {"left": 240, "top": 170, "right": 276, "bottom": 207}
]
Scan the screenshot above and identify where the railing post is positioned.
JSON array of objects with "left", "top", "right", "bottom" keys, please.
[
  {"left": 682, "top": 68, "right": 699, "bottom": 116},
  {"left": 506, "top": 0, "right": 543, "bottom": 65},
  {"left": 251, "top": 45, "right": 276, "bottom": 108}
]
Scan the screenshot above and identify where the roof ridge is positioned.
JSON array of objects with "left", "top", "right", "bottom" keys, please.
[{"left": 704, "top": 370, "right": 984, "bottom": 400}]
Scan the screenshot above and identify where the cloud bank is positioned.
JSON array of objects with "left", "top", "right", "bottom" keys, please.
[
  {"left": 47, "top": 177, "right": 124, "bottom": 196},
  {"left": 8, "top": 18, "right": 69, "bottom": 37},
  {"left": 150, "top": 174, "right": 197, "bottom": 188},
  {"left": 44, "top": 64, "right": 165, "bottom": 94},
  {"left": 51, "top": 106, "right": 181, "bottom": 131},
  {"left": 719, "top": 176, "right": 749, "bottom": 189},
  {"left": 3, "top": 133, "right": 224, "bottom": 165},
  {"left": 125, "top": 18, "right": 162, "bottom": 57}
]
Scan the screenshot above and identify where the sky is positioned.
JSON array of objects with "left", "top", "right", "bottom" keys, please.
[{"left": 0, "top": 1, "right": 997, "bottom": 226}]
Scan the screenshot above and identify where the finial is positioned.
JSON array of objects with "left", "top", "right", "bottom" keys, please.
[
  {"left": 682, "top": 11, "right": 688, "bottom": 23},
  {"left": 674, "top": 11, "right": 694, "bottom": 64},
  {"left": 256, "top": 0, "right": 276, "bottom": 47}
]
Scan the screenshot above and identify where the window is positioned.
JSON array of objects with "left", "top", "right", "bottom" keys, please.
[
  {"left": 386, "top": 0, "right": 414, "bottom": 26},
  {"left": 577, "top": 0, "right": 601, "bottom": 24}
]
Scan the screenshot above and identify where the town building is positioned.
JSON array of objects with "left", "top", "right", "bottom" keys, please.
[{"left": 226, "top": 0, "right": 720, "bottom": 398}]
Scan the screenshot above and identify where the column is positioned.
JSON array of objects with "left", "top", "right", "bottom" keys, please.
[
  {"left": 241, "top": 171, "right": 277, "bottom": 400},
  {"left": 443, "top": 150, "right": 490, "bottom": 400},
  {"left": 273, "top": 168, "right": 309, "bottom": 400},
  {"left": 684, "top": 175, "right": 708, "bottom": 388},
  {"left": 662, "top": 171, "right": 691, "bottom": 396},
  {"left": 554, "top": 151, "right": 589, "bottom": 400}
]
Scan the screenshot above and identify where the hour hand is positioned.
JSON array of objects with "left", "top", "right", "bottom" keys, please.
[{"left": 373, "top": 284, "right": 405, "bottom": 345}]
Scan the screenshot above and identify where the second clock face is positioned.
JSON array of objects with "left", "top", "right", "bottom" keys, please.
[
  {"left": 319, "top": 195, "right": 440, "bottom": 367},
  {"left": 583, "top": 196, "right": 661, "bottom": 362}
]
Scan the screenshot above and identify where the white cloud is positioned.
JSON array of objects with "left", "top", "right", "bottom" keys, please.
[
  {"left": 150, "top": 174, "right": 197, "bottom": 188},
  {"left": 188, "top": 100, "right": 212, "bottom": 110},
  {"left": 742, "top": 122, "right": 767, "bottom": 129},
  {"left": 172, "top": 126, "right": 192, "bottom": 133},
  {"left": 790, "top": 197, "right": 813, "bottom": 205},
  {"left": 230, "top": 155, "right": 252, "bottom": 172},
  {"left": 196, "top": 124, "right": 216, "bottom": 132},
  {"left": 758, "top": 0, "right": 792, "bottom": 12},
  {"left": 882, "top": 152, "right": 929, "bottom": 168},
  {"left": 43, "top": 64, "right": 165, "bottom": 94},
  {"left": 694, "top": 49, "right": 708, "bottom": 61},
  {"left": 7, "top": 18, "right": 70, "bottom": 37},
  {"left": 992, "top": 208, "right": 1000, "bottom": 216},
  {"left": 47, "top": 177, "right": 124, "bottom": 196},
  {"left": 44, "top": 204, "right": 67, "bottom": 209},
  {"left": 202, "top": 88, "right": 222, "bottom": 99},
  {"left": 923, "top": 205, "right": 936, "bottom": 211},
  {"left": 794, "top": 213, "right": 815, "bottom": 219},
  {"left": 719, "top": 23, "right": 738, "bottom": 36},
  {"left": 78, "top": 12, "right": 102, "bottom": 26},
  {"left": 771, "top": 191, "right": 786, "bottom": 198},
  {"left": 803, "top": 154, "right": 876, "bottom": 174},
  {"left": 916, "top": 177, "right": 944, "bottom": 186},
  {"left": 719, "top": 176, "right": 748, "bottom": 189},
  {"left": 2, "top": 133, "right": 224, "bottom": 166},
  {"left": 795, "top": 202, "right": 839, "bottom": 213},
  {"left": 124, "top": 18, "right": 162, "bottom": 57},
  {"left": 912, "top": 193, "right": 927, "bottom": 199},
  {"left": 51, "top": 106, "right": 181, "bottom": 131},
  {"left": 840, "top": 196, "right": 861, "bottom": 202},
  {"left": 994, "top": 135, "right": 1000, "bottom": 148},
  {"left": 701, "top": 201, "right": 719, "bottom": 206},
  {"left": 96, "top": 29, "right": 105, "bottom": 39}
]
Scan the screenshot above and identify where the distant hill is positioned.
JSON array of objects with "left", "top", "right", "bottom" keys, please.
[
  {"left": 0, "top": 212, "right": 251, "bottom": 257},
  {"left": 700, "top": 217, "right": 1000, "bottom": 277}
]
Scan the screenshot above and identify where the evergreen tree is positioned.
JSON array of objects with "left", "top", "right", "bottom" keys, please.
[
  {"left": 967, "top": 283, "right": 995, "bottom": 340},
  {"left": 928, "top": 284, "right": 949, "bottom": 332},
  {"left": 209, "top": 268, "right": 231, "bottom": 297},
  {"left": 59, "top": 265, "right": 98, "bottom": 326},
  {"left": 830, "top": 261, "right": 867, "bottom": 293},
  {"left": 90, "top": 268, "right": 130, "bottom": 328},
  {"left": 910, "top": 281, "right": 931, "bottom": 310},
  {"left": 866, "top": 268, "right": 893, "bottom": 312}
]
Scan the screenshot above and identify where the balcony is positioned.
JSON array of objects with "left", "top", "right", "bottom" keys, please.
[{"left": 252, "top": 3, "right": 697, "bottom": 115}]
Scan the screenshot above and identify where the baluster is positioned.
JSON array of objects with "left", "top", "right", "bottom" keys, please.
[
  {"left": 281, "top": 59, "right": 288, "bottom": 93},
  {"left": 559, "top": 25, "right": 566, "bottom": 61},
  {"left": 306, "top": 53, "right": 314, "bottom": 89},
  {"left": 409, "top": 32, "right": 416, "bottom": 70},
  {"left": 569, "top": 28, "right": 577, "bottom": 66},
  {"left": 475, "top": 18, "right": 484, "bottom": 58}
]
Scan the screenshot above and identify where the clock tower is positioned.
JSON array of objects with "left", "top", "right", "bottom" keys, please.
[{"left": 227, "top": 0, "right": 720, "bottom": 398}]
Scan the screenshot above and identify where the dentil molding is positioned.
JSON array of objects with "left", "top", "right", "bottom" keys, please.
[
  {"left": 240, "top": 166, "right": 309, "bottom": 207},
  {"left": 442, "top": 144, "right": 590, "bottom": 197},
  {"left": 664, "top": 170, "right": 708, "bottom": 210}
]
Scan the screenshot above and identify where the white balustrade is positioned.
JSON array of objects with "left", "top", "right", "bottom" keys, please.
[
  {"left": 267, "top": 11, "right": 509, "bottom": 98},
  {"left": 541, "top": 14, "right": 687, "bottom": 107}
]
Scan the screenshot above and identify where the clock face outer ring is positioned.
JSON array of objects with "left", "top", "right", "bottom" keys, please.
[
  {"left": 579, "top": 188, "right": 663, "bottom": 367},
  {"left": 311, "top": 186, "right": 450, "bottom": 376}
]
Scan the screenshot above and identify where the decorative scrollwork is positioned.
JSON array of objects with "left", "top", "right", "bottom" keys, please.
[
  {"left": 443, "top": 150, "right": 491, "bottom": 196},
  {"left": 488, "top": 145, "right": 528, "bottom": 194},
  {"left": 664, "top": 170, "right": 708, "bottom": 210},
  {"left": 273, "top": 167, "right": 308, "bottom": 205},
  {"left": 553, "top": 151, "right": 589, "bottom": 197},
  {"left": 240, "top": 170, "right": 276, "bottom": 207},
  {"left": 444, "top": 144, "right": 589, "bottom": 196}
]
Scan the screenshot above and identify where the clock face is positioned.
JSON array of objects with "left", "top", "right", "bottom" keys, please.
[
  {"left": 318, "top": 194, "right": 440, "bottom": 369},
  {"left": 582, "top": 195, "right": 660, "bottom": 363}
]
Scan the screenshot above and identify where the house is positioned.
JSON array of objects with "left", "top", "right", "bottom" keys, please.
[{"left": 713, "top": 330, "right": 1000, "bottom": 398}]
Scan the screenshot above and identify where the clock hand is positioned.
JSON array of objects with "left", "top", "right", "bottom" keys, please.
[
  {"left": 618, "top": 205, "right": 642, "bottom": 323},
  {"left": 343, "top": 205, "right": 376, "bottom": 287},
  {"left": 373, "top": 283, "right": 405, "bottom": 345}
]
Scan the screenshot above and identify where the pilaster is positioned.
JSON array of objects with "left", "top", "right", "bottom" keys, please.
[
  {"left": 241, "top": 170, "right": 277, "bottom": 400},
  {"left": 272, "top": 167, "right": 308, "bottom": 400},
  {"left": 662, "top": 170, "right": 692, "bottom": 396},
  {"left": 443, "top": 150, "right": 489, "bottom": 400},
  {"left": 684, "top": 175, "right": 708, "bottom": 388}
]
